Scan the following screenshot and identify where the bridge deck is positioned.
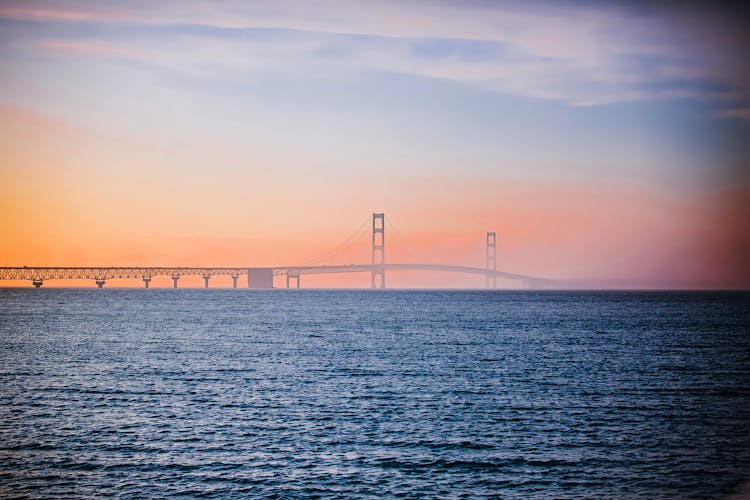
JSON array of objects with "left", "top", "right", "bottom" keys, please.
[{"left": 0, "top": 264, "right": 552, "bottom": 284}]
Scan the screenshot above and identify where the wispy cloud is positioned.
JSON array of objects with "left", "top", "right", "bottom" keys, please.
[
  {"left": 3, "top": 1, "right": 749, "bottom": 108},
  {"left": 716, "top": 108, "right": 750, "bottom": 120},
  {"left": 37, "top": 39, "right": 151, "bottom": 61},
  {"left": 0, "top": 3, "right": 132, "bottom": 22}
]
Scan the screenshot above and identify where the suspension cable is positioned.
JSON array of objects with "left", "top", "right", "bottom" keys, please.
[{"left": 303, "top": 215, "right": 372, "bottom": 265}]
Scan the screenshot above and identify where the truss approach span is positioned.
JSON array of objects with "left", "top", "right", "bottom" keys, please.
[{"left": 0, "top": 267, "right": 251, "bottom": 281}]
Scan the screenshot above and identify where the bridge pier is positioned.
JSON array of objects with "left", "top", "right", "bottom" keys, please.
[
  {"left": 143, "top": 276, "right": 151, "bottom": 288},
  {"left": 286, "top": 270, "right": 300, "bottom": 289},
  {"left": 247, "top": 268, "right": 274, "bottom": 289},
  {"left": 231, "top": 274, "right": 239, "bottom": 288},
  {"left": 32, "top": 279, "right": 43, "bottom": 288},
  {"left": 203, "top": 274, "right": 210, "bottom": 288},
  {"left": 172, "top": 274, "right": 179, "bottom": 288},
  {"left": 95, "top": 279, "right": 105, "bottom": 288}
]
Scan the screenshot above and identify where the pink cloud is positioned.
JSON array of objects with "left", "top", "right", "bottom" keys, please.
[
  {"left": 36, "top": 39, "right": 152, "bottom": 62},
  {"left": 716, "top": 108, "right": 750, "bottom": 119},
  {"left": 0, "top": 4, "right": 132, "bottom": 22},
  {"left": 0, "top": 6, "right": 94, "bottom": 21}
]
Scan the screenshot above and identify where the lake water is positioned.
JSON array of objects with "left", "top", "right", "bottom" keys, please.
[{"left": 1, "top": 289, "right": 749, "bottom": 498}]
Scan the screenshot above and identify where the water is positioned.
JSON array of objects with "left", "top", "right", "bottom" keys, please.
[{"left": 1, "top": 290, "right": 749, "bottom": 498}]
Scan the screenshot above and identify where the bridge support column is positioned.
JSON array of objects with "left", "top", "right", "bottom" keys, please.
[
  {"left": 32, "top": 279, "right": 43, "bottom": 288},
  {"left": 286, "top": 270, "right": 300, "bottom": 289},
  {"left": 143, "top": 276, "right": 151, "bottom": 288},
  {"left": 203, "top": 274, "right": 210, "bottom": 289},
  {"left": 172, "top": 275, "right": 179, "bottom": 288},
  {"left": 231, "top": 274, "right": 239, "bottom": 288},
  {"left": 95, "top": 279, "right": 105, "bottom": 288},
  {"left": 486, "top": 231, "right": 496, "bottom": 289},
  {"left": 371, "top": 212, "right": 385, "bottom": 289}
]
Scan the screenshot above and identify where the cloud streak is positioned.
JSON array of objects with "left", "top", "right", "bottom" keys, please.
[{"left": 3, "top": 0, "right": 748, "bottom": 108}]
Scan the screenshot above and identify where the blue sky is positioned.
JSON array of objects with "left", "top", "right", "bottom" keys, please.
[{"left": 1, "top": 1, "right": 747, "bottom": 185}]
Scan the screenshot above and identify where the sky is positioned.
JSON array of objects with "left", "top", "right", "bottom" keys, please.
[{"left": 0, "top": 0, "right": 748, "bottom": 288}]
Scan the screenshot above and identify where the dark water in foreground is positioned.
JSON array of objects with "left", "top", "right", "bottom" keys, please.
[{"left": 1, "top": 290, "right": 749, "bottom": 498}]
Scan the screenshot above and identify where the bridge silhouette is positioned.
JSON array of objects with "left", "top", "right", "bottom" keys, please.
[{"left": 0, "top": 213, "right": 554, "bottom": 289}]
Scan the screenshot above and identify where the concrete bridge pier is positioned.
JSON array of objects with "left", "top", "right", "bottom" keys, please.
[
  {"left": 95, "top": 279, "right": 105, "bottom": 288},
  {"left": 143, "top": 276, "right": 151, "bottom": 288},
  {"left": 203, "top": 274, "right": 210, "bottom": 288},
  {"left": 248, "top": 268, "right": 274, "bottom": 289},
  {"left": 32, "top": 279, "right": 43, "bottom": 288},
  {"left": 172, "top": 274, "right": 180, "bottom": 288},
  {"left": 231, "top": 274, "right": 239, "bottom": 288}
]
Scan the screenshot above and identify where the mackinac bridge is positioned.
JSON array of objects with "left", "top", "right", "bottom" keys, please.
[{"left": 0, "top": 213, "right": 555, "bottom": 289}]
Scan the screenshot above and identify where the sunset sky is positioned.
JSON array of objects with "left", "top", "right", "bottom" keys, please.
[{"left": 1, "top": 1, "right": 748, "bottom": 288}]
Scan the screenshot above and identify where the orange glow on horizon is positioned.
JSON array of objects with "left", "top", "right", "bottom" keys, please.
[{"left": 1, "top": 105, "right": 749, "bottom": 289}]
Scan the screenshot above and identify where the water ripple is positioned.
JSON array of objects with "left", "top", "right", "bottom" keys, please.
[{"left": 1, "top": 289, "right": 749, "bottom": 498}]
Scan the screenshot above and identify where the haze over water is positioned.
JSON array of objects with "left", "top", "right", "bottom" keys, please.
[{"left": 2, "top": 289, "right": 749, "bottom": 498}]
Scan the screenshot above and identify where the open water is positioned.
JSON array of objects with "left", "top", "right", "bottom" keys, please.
[{"left": 0, "top": 289, "right": 749, "bottom": 498}]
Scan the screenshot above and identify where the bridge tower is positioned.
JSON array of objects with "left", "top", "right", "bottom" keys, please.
[
  {"left": 486, "top": 231, "right": 496, "bottom": 289},
  {"left": 371, "top": 212, "right": 385, "bottom": 289}
]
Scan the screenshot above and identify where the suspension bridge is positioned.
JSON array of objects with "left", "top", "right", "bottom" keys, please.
[{"left": 0, "top": 213, "right": 554, "bottom": 289}]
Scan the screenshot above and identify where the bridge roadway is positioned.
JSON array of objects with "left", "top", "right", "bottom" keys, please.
[
  {"left": 281, "top": 264, "right": 550, "bottom": 284},
  {"left": 0, "top": 264, "right": 552, "bottom": 288}
]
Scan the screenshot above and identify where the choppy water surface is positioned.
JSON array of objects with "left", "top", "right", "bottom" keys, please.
[{"left": 1, "top": 290, "right": 749, "bottom": 498}]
